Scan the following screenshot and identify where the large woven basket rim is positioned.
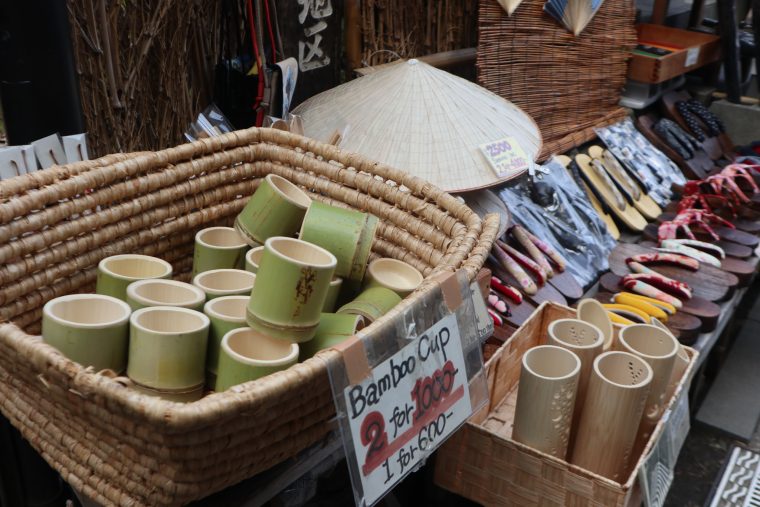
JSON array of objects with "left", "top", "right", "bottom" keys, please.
[{"left": 0, "top": 127, "right": 498, "bottom": 430}]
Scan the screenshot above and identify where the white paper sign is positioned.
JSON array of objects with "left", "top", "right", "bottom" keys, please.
[
  {"left": 343, "top": 313, "right": 472, "bottom": 506},
  {"left": 685, "top": 47, "right": 700, "bottom": 67},
  {"left": 479, "top": 136, "right": 531, "bottom": 179}
]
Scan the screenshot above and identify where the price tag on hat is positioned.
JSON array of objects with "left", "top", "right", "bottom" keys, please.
[{"left": 479, "top": 136, "right": 531, "bottom": 179}]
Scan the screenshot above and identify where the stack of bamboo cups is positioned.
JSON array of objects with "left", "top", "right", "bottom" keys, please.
[{"left": 512, "top": 310, "right": 681, "bottom": 482}]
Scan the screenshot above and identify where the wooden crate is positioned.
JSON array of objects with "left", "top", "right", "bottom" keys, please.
[
  {"left": 434, "top": 301, "right": 697, "bottom": 506},
  {"left": 628, "top": 24, "right": 722, "bottom": 84}
]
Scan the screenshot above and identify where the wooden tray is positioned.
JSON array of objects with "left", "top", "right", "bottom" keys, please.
[{"left": 628, "top": 24, "right": 722, "bottom": 84}]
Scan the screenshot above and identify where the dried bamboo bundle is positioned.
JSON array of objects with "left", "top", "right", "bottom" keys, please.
[
  {"left": 360, "top": 0, "right": 477, "bottom": 65},
  {"left": 478, "top": 0, "right": 636, "bottom": 159},
  {"left": 66, "top": 0, "right": 221, "bottom": 156}
]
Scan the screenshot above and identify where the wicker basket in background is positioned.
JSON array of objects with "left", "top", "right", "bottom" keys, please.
[
  {"left": 0, "top": 128, "right": 498, "bottom": 506},
  {"left": 477, "top": 0, "right": 637, "bottom": 159}
]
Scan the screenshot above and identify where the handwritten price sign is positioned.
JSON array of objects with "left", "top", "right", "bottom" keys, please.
[
  {"left": 343, "top": 313, "right": 471, "bottom": 505},
  {"left": 479, "top": 136, "right": 530, "bottom": 179}
]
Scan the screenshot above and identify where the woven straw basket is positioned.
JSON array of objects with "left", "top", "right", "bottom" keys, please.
[{"left": 0, "top": 128, "right": 498, "bottom": 506}]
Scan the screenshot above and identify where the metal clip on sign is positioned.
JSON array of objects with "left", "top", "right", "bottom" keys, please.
[{"left": 324, "top": 270, "right": 490, "bottom": 506}]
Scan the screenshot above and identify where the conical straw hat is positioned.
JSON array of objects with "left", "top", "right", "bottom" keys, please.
[{"left": 292, "top": 59, "right": 542, "bottom": 192}]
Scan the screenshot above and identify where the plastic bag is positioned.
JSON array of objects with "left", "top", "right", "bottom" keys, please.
[
  {"left": 596, "top": 118, "right": 686, "bottom": 207},
  {"left": 498, "top": 158, "right": 616, "bottom": 287},
  {"left": 184, "top": 104, "right": 234, "bottom": 141}
]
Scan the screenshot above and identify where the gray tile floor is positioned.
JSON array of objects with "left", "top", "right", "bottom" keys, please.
[{"left": 665, "top": 285, "right": 760, "bottom": 506}]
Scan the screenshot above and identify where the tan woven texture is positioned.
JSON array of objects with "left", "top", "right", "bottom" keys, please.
[
  {"left": 0, "top": 128, "right": 498, "bottom": 506},
  {"left": 477, "top": 0, "right": 637, "bottom": 160}
]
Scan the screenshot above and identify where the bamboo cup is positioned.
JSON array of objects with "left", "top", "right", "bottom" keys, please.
[
  {"left": 322, "top": 277, "right": 343, "bottom": 312},
  {"left": 203, "top": 296, "right": 248, "bottom": 385},
  {"left": 42, "top": 294, "right": 132, "bottom": 373},
  {"left": 245, "top": 246, "right": 265, "bottom": 273},
  {"left": 547, "top": 319, "right": 604, "bottom": 449},
  {"left": 96, "top": 254, "right": 173, "bottom": 301},
  {"left": 192, "top": 226, "right": 248, "bottom": 277},
  {"left": 126, "top": 279, "right": 206, "bottom": 312},
  {"left": 365, "top": 258, "right": 424, "bottom": 297},
  {"left": 512, "top": 345, "right": 581, "bottom": 459},
  {"left": 299, "top": 313, "right": 365, "bottom": 360},
  {"left": 127, "top": 307, "right": 210, "bottom": 390},
  {"left": 650, "top": 317, "right": 690, "bottom": 400},
  {"left": 193, "top": 269, "right": 256, "bottom": 300},
  {"left": 617, "top": 324, "right": 679, "bottom": 456},
  {"left": 247, "top": 237, "right": 337, "bottom": 342},
  {"left": 130, "top": 382, "right": 204, "bottom": 403},
  {"left": 577, "top": 298, "right": 614, "bottom": 351},
  {"left": 336, "top": 287, "right": 401, "bottom": 324},
  {"left": 571, "top": 351, "right": 653, "bottom": 481},
  {"left": 234, "top": 174, "right": 311, "bottom": 246},
  {"left": 299, "top": 201, "right": 379, "bottom": 283},
  {"left": 215, "top": 327, "right": 299, "bottom": 391}
]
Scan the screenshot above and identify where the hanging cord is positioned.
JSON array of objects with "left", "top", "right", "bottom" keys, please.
[
  {"left": 246, "top": 0, "right": 265, "bottom": 126},
  {"left": 262, "top": 0, "right": 277, "bottom": 62},
  {"left": 267, "top": 0, "right": 285, "bottom": 60}
]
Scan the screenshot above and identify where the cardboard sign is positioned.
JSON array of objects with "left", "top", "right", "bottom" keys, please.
[
  {"left": 343, "top": 313, "right": 472, "bottom": 505},
  {"left": 480, "top": 136, "right": 531, "bottom": 179}
]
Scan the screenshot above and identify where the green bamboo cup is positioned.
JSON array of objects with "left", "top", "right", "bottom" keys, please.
[
  {"left": 96, "top": 254, "right": 173, "bottom": 301},
  {"left": 298, "top": 201, "right": 379, "bottom": 283},
  {"left": 234, "top": 174, "right": 311, "bottom": 246},
  {"left": 129, "top": 382, "right": 204, "bottom": 403},
  {"left": 337, "top": 287, "right": 402, "bottom": 324},
  {"left": 192, "top": 269, "right": 256, "bottom": 300},
  {"left": 127, "top": 306, "right": 210, "bottom": 390},
  {"left": 322, "top": 277, "right": 343, "bottom": 312},
  {"left": 126, "top": 279, "right": 206, "bottom": 312},
  {"left": 192, "top": 226, "right": 249, "bottom": 277},
  {"left": 245, "top": 246, "right": 265, "bottom": 273},
  {"left": 215, "top": 327, "right": 299, "bottom": 392},
  {"left": 203, "top": 295, "right": 249, "bottom": 385},
  {"left": 299, "top": 313, "right": 365, "bottom": 361},
  {"left": 42, "top": 294, "right": 132, "bottom": 373},
  {"left": 247, "top": 237, "right": 337, "bottom": 342},
  {"left": 365, "top": 258, "right": 424, "bottom": 298}
]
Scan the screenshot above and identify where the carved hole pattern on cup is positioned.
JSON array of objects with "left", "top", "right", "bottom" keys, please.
[{"left": 627, "top": 360, "right": 645, "bottom": 385}]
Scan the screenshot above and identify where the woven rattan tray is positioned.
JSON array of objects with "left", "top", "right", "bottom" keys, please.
[{"left": 0, "top": 128, "right": 498, "bottom": 506}]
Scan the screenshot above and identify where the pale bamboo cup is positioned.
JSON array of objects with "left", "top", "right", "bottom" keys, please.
[
  {"left": 365, "top": 258, "right": 424, "bottom": 297},
  {"left": 42, "top": 294, "right": 132, "bottom": 373},
  {"left": 571, "top": 351, "right": 653, "bottom": 481},
  {"left": 234, "top": 174, "right": 311, "bottom": 246},
  {"left": 126, "top": 279, "right": 206, "bottom": 311},
  {"left": 203, "top": 295, "right": 248, "bottom": 386},
  {"left": 247, "top": 237, "right": 337, "bottom": 342},
  {"left": 96, "top": 254, "right": 173, "bottom": 301},
  {"left": 245, "top": 246, "right": 265, "bottom": 273},
  {"left": 512, "top": 345, "right": 581, "bottom": 459},
  {"left": 650, "top": 317, "right": 690, "bottom": 400},
  {"left": 192, "top": 226, "right": 248, "bottom": 277},
  {"left": 193, "top": 269, "right": 256, "bottom": 300},
  {"left": 576, "top": 298, "right": 614, "bottom": 351},
  {"left": 547, "top": 319, "right": 604, "bottom": 450},
  {"left": 617, "top": 324, "right": 679, "bottom": 457}
]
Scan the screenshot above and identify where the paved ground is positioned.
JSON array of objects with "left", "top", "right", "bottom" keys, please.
[{"left": 665, "top": 282, "right": 760, "bottom": 506}]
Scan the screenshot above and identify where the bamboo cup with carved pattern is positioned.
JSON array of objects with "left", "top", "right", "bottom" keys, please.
[
  {"left": 617, "top": 324, "right": 678, "bottom": 458},
  {"left": 512, "top": 345, "right": 581, "bottom": 459},
  {"left": 571, "top": 351, "right": 653, "bottom": 481},
  {"left": 234, "top": 174, "right": 311, "bottom": 246},
  {"left": 247, "top": 237, "right": 337, "bottom": 342},
  {"left": 547, "top": 319, "right": 604, "bottom": 449}
]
